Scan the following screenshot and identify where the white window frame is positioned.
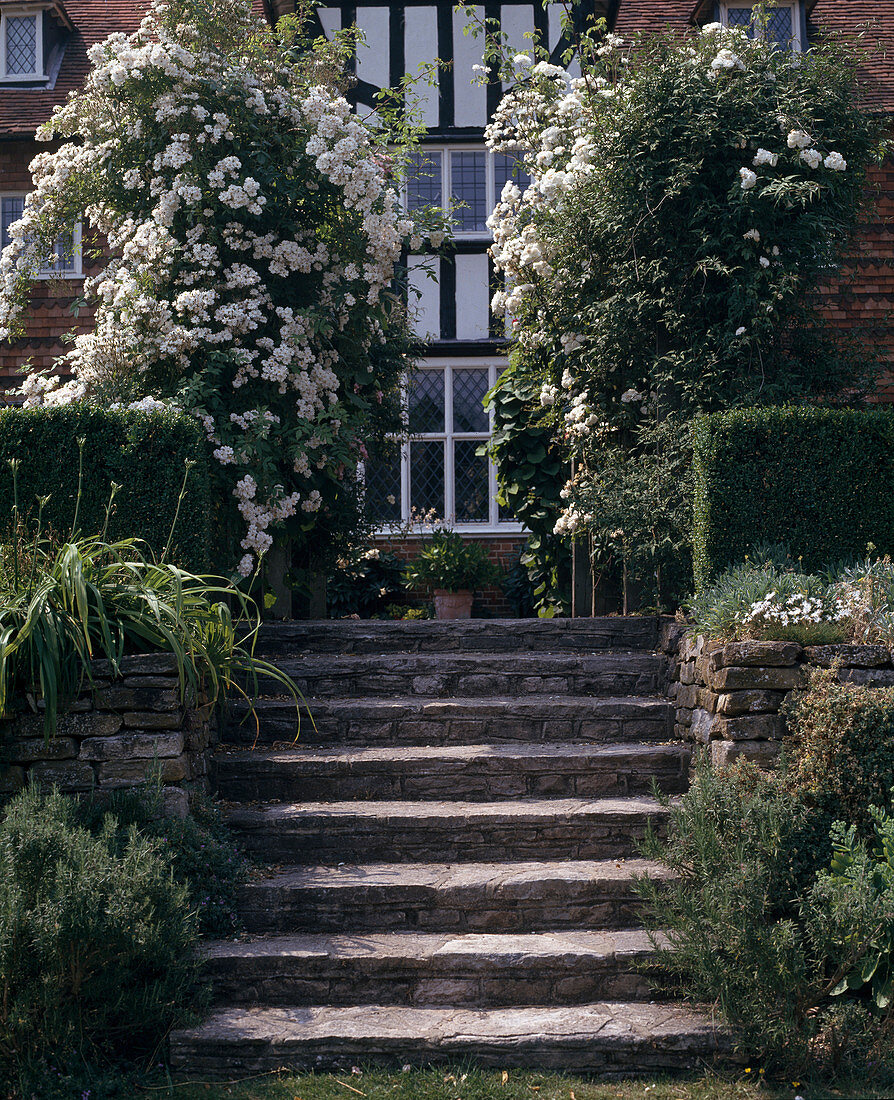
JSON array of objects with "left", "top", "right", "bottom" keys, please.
[
  {"left": 719, "top": 2, "right": 803, "bottom": 52},
  {"left": 0, "top": 8, "right": 44, "bottom": 81},
  {"left": 372, "top": 358, "right": 524, "bottom": 535},
  {"left": 404, "top": 145, "right": 530, "bottom": 241},
  {"left": 0, "top": 192, "right": 83, "bottom": 278}
]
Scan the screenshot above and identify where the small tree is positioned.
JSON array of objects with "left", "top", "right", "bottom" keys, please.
[
  {"left": 0, "top": 0, "right": 440, "bottom": 577},
  {"left": 481, "top": 7, "right": 888, "bottom": 606}
]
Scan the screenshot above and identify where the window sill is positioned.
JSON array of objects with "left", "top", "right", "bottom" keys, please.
[{"left": 373, "top": 524, "right": 527, "bottom": 539}]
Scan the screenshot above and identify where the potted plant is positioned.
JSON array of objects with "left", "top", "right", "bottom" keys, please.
[{"left": 405, "top": 530, "right": 499, "bottom": 619}]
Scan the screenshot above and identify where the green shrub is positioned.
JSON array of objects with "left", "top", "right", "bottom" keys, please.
[
  {"left": 783, "top": 668, "right": 894, "bottom": 837},
  {"left": 405, "top": 530, "right": 499, "bottom": 592},
  {"left": 0, "top": 405, "right": 212, "bottom": 571},
  {"left": 638, "top": 758, "right": 894, "bottom": 1071},
  {"left": 75, "top": 787, "right": 249, "bottom": 937},
  {"left": 0, "top": 784, "right": 202, "bottom": 1077},
  {"left": 327, "top": 547, "right": 407, "bottom": 618},
  {"left": 693, "top": 407, "right": 894, "bottom": 589},
  {"left": 810, "top": 807, "right": 894, "bottom": 1012},
  {"left": 484, "top": 355, "right": 571, "bottom": 617}
]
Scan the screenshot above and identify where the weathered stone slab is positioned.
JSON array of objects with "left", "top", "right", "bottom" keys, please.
[
  {"left": 709, "top": 666, "right": 804, "bottom": 692},
  {"left": 121, "top": 710, "right": 182, "bottom": 730},
  {"left": 709, "top": 641, "right": 802, "bottom": 671},
  {"left": 6, "top": 736, "right": 78, "bottom": 763},
  {"left": 97, "top": 754, "right": 190, "bottom": 787},
  {"left": 92, "top": 653, "right": 180, "bottom": 677},
  {"left": 29, "top": 760, "right": 95, "bottom": 791},
  {"left": 710, "top": 740, "right": 781, "bottom": 769},
  {"left": 168, "top": 1001, "right": 729, "bottom": 1078},
  {"left": 711, "top": 715, "right": 783, "bottom": 742},
  {"left": 715, "top": 690, "right": 786, "bottom": 717},
  {"left": 79, "top": 732, "right": 184, "bottom": 762},
  {"left": 806, "top": 644, "right": 890, "bottom": 668},
  {"left": 94, "top": 687, "right": 180, "bottom": 711},
  {"left": 688, "top": 709, "right": 714, "bottom": 745},
  {"left": 11, "top": 712, "right": 122, "bottom": 739},
  {"left": 838, "top": 669, "right": 894, "bottom": 688}
]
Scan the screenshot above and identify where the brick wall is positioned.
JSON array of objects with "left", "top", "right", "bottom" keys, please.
[
  {"left": 375, "top": 533, "right": 527, "bottom": 616},
  {"left": 0, "top": 140, "right": 97, "bottom": 400},
  {"left": 817, "top": 156, "right": 894, "bottom": 398}
]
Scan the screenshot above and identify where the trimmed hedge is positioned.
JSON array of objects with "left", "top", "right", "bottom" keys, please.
[
  {"left": 0, "top": 406, "right": 212, "bottom": 570},
  {"left": 693, "top": 406, "right": 894, "bottom": 588}
]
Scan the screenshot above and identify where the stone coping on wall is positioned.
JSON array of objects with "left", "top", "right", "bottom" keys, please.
[
  {"left": 665, "top": 630, "right": 894, "bottom": 769},
  {"left": 0, "top": 653, "right": 216, "bottom": 816}
]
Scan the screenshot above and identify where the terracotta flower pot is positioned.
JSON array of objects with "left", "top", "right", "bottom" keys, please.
[{"left": 433, "top": 589, "right": 473, "bottom": 619}]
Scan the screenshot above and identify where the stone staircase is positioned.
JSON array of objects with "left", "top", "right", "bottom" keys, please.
[{"left": 169, "top": 618, "right": 726, "bottom": 1077}]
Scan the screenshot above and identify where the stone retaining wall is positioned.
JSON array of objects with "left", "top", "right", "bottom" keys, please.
[
  {"left": 664, "top": 630, "right": 894, "bottom": 766},
  {"left": 0, "top": 653, "right": 216, "bottom": 815}
]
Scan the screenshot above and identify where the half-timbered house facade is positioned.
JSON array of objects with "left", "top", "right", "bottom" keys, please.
[{"left": 0, "top": 1, "right": 891, "bottom": 605}]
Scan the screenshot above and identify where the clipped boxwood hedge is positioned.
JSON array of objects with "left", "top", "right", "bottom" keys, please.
[
  {"left": 693, "top": 406, "right": 894, "bottom": 588},
  {"left": 0, "top": 406, "right": 212, "bottom": 570}
]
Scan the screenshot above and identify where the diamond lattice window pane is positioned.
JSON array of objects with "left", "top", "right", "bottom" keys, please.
[
  {"left": 766, "top": 8, "right": 794, "bottom": 48},
  {"left": 454, "top": 440, "right": 489, "bottom": 523},
  {"left": 493, "top": 154, "right": 531, "bottom": 206},
  {"left": 6, "top": 16, "right": 37, "bottom": 75},
  {"left": 408, "top": 370, "right": 445, "bottom": 434},
  {"left": 1, "top": 196, "right": 23, "bottom": 250},
  {"left": 364, "top": 443, "right": 402, "bottom": 524},
  {"left": 450, "top": 151, "right": 487, "bottom": 233},
  {"left": 410, "top": 440, "right": 445, "bottom": 522},
  {"left": 452, "top": 368, "right": 489, "bottom": 433},
  {"left": 406, "top": 151, "right": 442, "bottom": 213},
  {"left": 725, "top": 6, "right": 752, "bottom": 33}
]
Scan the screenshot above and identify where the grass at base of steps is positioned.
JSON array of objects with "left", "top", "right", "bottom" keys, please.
[{"left": 166, "top": 1065, "right": 885, "bottom": 1100}]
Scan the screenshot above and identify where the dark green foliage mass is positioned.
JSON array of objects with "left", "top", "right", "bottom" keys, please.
[
  {"left": 693, "top": 406, "right": 894, "bottom": 588},
  {"left": 0, "top": 405, "right": 212, "bottom": 570}
]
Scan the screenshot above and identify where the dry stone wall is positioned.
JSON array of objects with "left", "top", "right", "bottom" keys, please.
[
  {"left": 665, "top": 629, "right": 894, "bottom": 766},
  {"left": 0, "top": 653, "right": 215, "bottom": 815}
]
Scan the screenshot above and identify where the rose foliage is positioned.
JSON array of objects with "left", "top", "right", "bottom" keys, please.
[
  {"left": 483, "top": 11, "right": 888, "bottom": 605},
  {"left": 0, "top": 0, "right": 438, "bottom": 575}
]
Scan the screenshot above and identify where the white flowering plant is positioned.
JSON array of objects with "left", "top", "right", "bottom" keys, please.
[
  {"left": 685, "top": 550, "right": 894, "bottom": 645},
  {"left": 470, "top": 2, "right": 887, "bottom": 608},
  {"left": 0, "top": 0, "right": 443, "bottom": 578}
]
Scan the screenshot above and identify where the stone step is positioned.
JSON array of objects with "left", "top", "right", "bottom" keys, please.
[
  {"left": 203, "top": 930, "right": 663, "bottom": 1007},
  {"left": 225, "top": 796, "right": 670, "bottom": 865},
  {"left": 214, "top": 742, "right": 690, "bottom": 803},
  {"left": 224, "top": 695, "right": 674, "bottom": 747},
  {"left": 254, "top": 617, "right": 660, "bottom": 656},
  {"left": 169, "top": 1001, "right": 728, "bottom": 1077},
  {"left": 239, "top": 859, "right": 666, "bottom": 934},
  {"left": 250, "top": 652, "right": 665, "bottom": 699}
]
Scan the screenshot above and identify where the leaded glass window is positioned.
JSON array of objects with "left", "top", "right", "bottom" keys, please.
[
  {"left": 721, "top": 3, "right": 801, "bottom": 51},
  {"left": 364, "top": 362, "right": 521, "bottom": 530},
  {"left": 403, "top": 147, "right": 534, "bottom": 239},
  {"left": 1, "top": 195, "right": 79, "bottom": 275},
  {"left": 5, "top": 14, "right": 37, "bottom": 76}
]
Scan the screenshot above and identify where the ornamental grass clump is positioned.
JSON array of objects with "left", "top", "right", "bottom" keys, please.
[{"left": 0, "top": 523, "right": 300, "bottom": 736}]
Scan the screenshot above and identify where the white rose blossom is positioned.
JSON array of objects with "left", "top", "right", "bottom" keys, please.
[{"left": 0, "top": 0, "right": 430, "bottom": 575}]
